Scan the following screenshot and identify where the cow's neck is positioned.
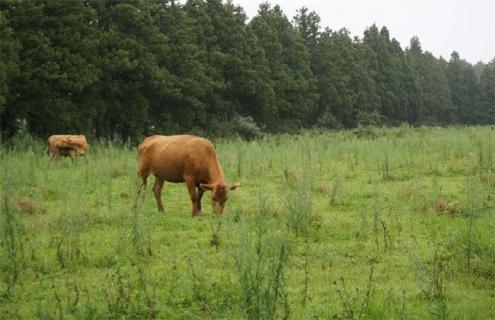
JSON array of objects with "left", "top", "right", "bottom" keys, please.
[{"left": 207, "top": 160, "right": 225, "bottom": 184}]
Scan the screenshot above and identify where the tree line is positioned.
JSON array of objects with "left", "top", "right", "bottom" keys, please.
[{"left": 1, "top": 0, "right": 494, "bottom": 141}]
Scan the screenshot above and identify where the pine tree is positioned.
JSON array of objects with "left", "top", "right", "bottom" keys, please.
[
  {"left": 447, "top": 51, "right": 481, "bottom": 124},
  {"left": 363, "top": 25, "right": 414, "bottom": 125},
  {"left": 1, "top": 0, "right": 100, "bottom": 137},
  {"left": 406, "top": 36, "right": 452, "bottom": 124},
  {"left": 0, "top": 7, "right": 19, "bottom": 140},
  {"left": 479, "top": 59, "right": 495, "bottom": 123},
  {"left": 197, "top": 0, "right": 275, "bottom": 131},
  {"left": 249, "top": 3, "right": 317, "bottom": 131},
  {"left": 92, "top": 0, "right": 171, "bottom": 139}
]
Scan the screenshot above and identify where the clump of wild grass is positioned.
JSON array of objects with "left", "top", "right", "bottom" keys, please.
[
  {"left": 412, "top": 244, "right": 451, "bottom": 320},
  {"left": 1, "top": 172, "right": 25, "bottom": 297},
  {"left": 477, "top": 140, "right": 493, "bottom": 173},
  {"left": 187, "top": 256, "right": 212, "bottom": 317},
  {"left": 285, "top": 176, "right": 314, "bottom": 238},
  {"left": 463, "top": 175, "right": 490, "bottom": 273},
  {"left": 209, "top": 216, "right": 222, "bottom": 249},
  {"left": 14, "top": 196, "right": 46, "bottom": 215},
  {"left": 379, "top": 153, "right": 392, "bottom": 181},
  {"left": 236, "top": 194, "right": 290, "bottom": 320},
  {"left": 101, "top": 264, "right": 157, "bottom": 319},
  {"left": 52, "top": 276, "right": 81, "bottom": 318},
  {"left": 333, "top": 265, "right": 376, "bottom": 320},
  {"left": 329, "top": 176, "right": 341, "bottom": 205},
  {"left": 104, "top": 268, "right": 132, "bottom": 317},
  {"left": 51, "top": 196, "right": 87, "bottom": 269}
]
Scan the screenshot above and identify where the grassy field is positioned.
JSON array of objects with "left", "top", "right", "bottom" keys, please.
[{"left": 1, "top": 126, "right": 494, "bottom": 319}]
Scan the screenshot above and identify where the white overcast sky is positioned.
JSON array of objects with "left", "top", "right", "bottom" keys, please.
[{"left": 232, "top": 0, "right": 495, "bottom": 64}]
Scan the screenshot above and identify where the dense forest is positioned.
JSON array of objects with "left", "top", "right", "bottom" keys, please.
[{"left": 0, "top": 0, "right": 494, "bottom": 141}]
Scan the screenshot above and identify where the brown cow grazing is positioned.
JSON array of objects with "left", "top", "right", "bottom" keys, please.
[
  {"left": 137, "top": 135, "right": 239, "bottom": 216},
  {"left": 47, "top": 135, "right": 88, "bottom": 160}
]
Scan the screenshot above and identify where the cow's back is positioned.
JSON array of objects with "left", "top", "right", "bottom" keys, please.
[
  {"left": 138, "top": 135, "right": 216, "bottom": 183},
  {"left": 48, "top": 134, "right": 87, "bottom": 148},
  {"left": 72, "top": 135, "right": 88, "bottom": 150},
  {"left": 48, "top": 135, "right": 69, "bottom": 147}
]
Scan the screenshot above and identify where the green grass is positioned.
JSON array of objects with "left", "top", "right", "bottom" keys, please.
[{"left": 1, "top": 126, "right": 494, "bottom": 319}]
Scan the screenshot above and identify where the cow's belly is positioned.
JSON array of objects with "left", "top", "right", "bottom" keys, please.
[
  {"left": 151, "top": 163, "right": 185, "bottom": 183},
  {"left": 163, "top": 176, "right": 184, "bottom": 183}
]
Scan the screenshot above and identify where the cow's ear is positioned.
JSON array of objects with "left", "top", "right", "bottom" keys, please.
[
  {"left": 229, "top": 183, "right": 240, "bottom": 190},
  {"left": 200, "top": 183, "right": 214, "bottom": 191}
]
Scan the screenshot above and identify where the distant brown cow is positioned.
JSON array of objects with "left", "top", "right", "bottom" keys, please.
[
  {"left": 137, "top": 135, "right": 239, "bottom": 216},
  {"left": 47, "top": 135, "right": 88, "bottom": 160}
]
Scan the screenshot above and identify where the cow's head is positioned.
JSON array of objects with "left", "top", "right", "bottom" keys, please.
[
  {"left": 75, "top": 146, "right": 86, "bottom": 156},
  {"left": 200, "top": 182, "right": 240, "bottom": 215},
  {"left": 66, "top": 138, "right": 87, "bottom": 156}
]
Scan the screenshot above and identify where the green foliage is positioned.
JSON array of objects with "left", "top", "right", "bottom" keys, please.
[
  {"left": 357, "top": 111, "right": 384, "bottom": 127},
  {"left": 0, "top": 9, "right": 19, "bottom": 140},
  {"left": 447, "top": 52, "right": 482, "bottom": 124},
  {"left": 406, "top": 39, "right": 453, "bottom": 125},
  {"left": 0, "top": 0, "right": 493, "bottom": 141},
  {"left": 229, "top": 114, "right": 264, "bottom": 140},
  {"left": 362, "top": 25, "right": 415, "bottom": 125},
  {"left": 249, "top": 3, "right": 317, "bottom": 131},
  {"left": 479, "top": 60, "right": 495, "bottom": 124},
  {"left": 316, "top": 111, "right": 342, "bottom": 130}
]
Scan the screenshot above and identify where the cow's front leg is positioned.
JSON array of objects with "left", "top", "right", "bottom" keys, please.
[
  {"left": 68, "top": 149, "right": 76, "bottom": 161},
  {"left": 185, "top": 177, "right": 200, "bottom": 216},
  {"left": 196, "top": 187, "right": 204, "bottom": 213}
]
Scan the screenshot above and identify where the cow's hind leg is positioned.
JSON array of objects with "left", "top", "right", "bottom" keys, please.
[
  {"left": 137, "top": 159, "right": 151, "bottom": 196},
  {"left": 153, "top": 177, "right": 165, "bottom": 212},
  {"left": 137, "top": 160, "right": 150, "bottom": 188},
  {"left": 134, "top": 167, "right": 150, "bottom": 209},
  {"left": 140, "top": 170, "right": 149, "bottom": 188},
  {"left": 47, "top": 147, "right": 54, "bottom": 160},
  {"left": 54, "top": 147, "right": 61, "bottom": 160}
]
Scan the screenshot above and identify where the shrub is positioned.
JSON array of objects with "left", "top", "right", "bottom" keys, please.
[
  {"left": 315, "top": 112, "right": 343, "bottom": 130},
  {"left": 231, "top": 115, "right": 264, "bottom": 140}
]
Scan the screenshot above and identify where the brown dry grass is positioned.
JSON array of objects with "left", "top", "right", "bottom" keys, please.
[{"left": 15, "top": 196, "right": 46, "bottom": 215}]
